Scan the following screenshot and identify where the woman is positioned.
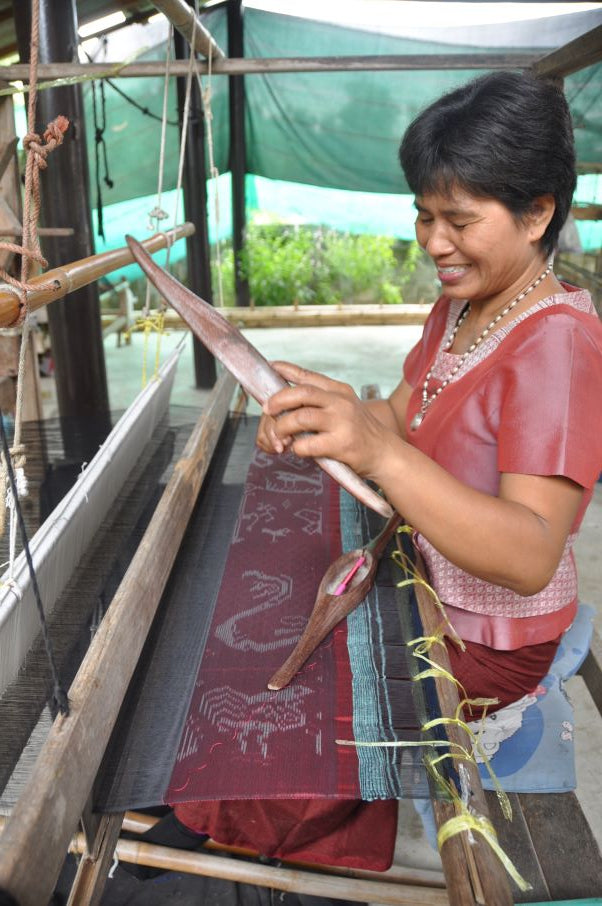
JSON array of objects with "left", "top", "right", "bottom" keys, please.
[
  {"left": 169, "top": 71, "right": 602, "bottom": 873},
  {"left": 258, "top": 70, "right": 602, "bottom": 711}
]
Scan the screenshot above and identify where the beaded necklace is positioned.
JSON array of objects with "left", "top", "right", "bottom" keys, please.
[{"left": 410, "top": 263, "right": 552, "bottom": 431}]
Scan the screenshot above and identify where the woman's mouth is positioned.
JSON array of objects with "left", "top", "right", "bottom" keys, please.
[{"left": 437, "top": 265, "right": 469, "bottom": 284}]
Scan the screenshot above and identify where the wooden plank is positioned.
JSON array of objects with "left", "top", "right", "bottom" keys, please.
[
  {"left": 579, "top": 626, "right": 602, "bottom": 717},
  {"left": 518, "top": 792, "right": 602, "bottom": 899},
  {"left": 0, "top": 371, "right": 239, "bottom": 906},
  {"left": 532, "top": 24, "right": 602, "bottom": 78},
  {"left": 66, "top": 813, "right": 124, "bottom": 906},
  {"left": 0, "top": 137, "right": 18, "bottom": 182},
  {"left": 0, "top": 52, "right": 543, "bottom": 81},
  {"left": 484, "top": 792, "right": 549, "bottom": 903}
]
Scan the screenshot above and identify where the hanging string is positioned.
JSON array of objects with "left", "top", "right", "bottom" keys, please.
[
  {"left": 87, "top": 41, "right": 114, "bottom": 240},
  {"left": 194, "top": 8, "right": 225, "bottom": 308}
]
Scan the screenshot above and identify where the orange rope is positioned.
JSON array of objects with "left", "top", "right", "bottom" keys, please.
[{"left": 0, "top": 0, "right": 69, "bottom": 321}]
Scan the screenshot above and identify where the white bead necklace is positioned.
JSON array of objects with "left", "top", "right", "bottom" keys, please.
[{"left": 410, "top": 263, "right": 552, "bottom": 431}]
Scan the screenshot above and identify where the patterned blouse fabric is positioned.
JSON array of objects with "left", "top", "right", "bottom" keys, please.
[{"left": 403, "top": 286, "right": 602, "bottom": 649}]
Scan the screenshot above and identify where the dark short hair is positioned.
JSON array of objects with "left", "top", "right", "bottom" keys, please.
[{"left": 399, "top": 71, "right": 576, "bottom": 256}]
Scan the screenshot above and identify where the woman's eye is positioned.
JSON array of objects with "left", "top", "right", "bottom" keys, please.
[{"left": 452, "top": 222, "right": 469, "bottom": 230}]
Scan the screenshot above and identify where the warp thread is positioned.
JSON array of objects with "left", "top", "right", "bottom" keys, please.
[{"left": 0, "top": 413, "right": 69, "bottom": 717}]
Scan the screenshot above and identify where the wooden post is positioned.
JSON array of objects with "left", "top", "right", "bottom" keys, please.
[
  {"left": 13, "top": 0, "right": 110, "bottom": 449},
  {"left": 228, "top": 0, "right": 251, "bottom": 308}
]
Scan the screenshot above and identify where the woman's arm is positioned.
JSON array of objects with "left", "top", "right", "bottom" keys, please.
[{"left": 262, "top": 363, "right": 583, "bottom": 597}]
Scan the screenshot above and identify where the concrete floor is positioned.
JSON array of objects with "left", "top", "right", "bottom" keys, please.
[{"left": 41, "top": 324, "right": 602, "bottom": 873}]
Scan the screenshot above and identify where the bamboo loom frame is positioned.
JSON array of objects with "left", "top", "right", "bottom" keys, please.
[{"left": 0, "top": 222, "right": 195, "bottom": 327}]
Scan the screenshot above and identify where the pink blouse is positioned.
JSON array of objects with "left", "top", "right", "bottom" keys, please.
[{"left": 403, "top": 286, "right": 602, "bottom": 649}]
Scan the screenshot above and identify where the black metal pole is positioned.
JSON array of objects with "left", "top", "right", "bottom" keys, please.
[
  {"left": 227, "top": 0, "right": 250, "bottom": 307},
  {"left": 174, "top": 25, "right": 217, "bottom": 388},
  {"left": 13, "top": 0, "right": 111, "bottom": 454}
]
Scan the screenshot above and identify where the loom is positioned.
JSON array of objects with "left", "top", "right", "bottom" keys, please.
[{"left": 0, "top": 233, "right": 518, "bottom": 906}]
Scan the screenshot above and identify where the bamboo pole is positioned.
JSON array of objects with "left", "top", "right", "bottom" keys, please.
[
  {"left": 102, "top": 303, "right": 433, "bottom": 331},
  {"left": 151, "top": 0, "right": 226, "bottom": 60},
  {"left": 0, "top": 223, "right": 195, "bottom": 327},
  {"left": 122, "top": 812, "right": 447, "bottom": 889},
  {"left": 0, "top": 371, "right": 240, "bottom": 906},
  {"left": 0, "top": 53, "right": 542, "bottom": 82},
  {"left": 0, "top": 813, "right": 447, "bottom": 906}
]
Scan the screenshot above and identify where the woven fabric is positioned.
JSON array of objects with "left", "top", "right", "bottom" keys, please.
[{"left": 167, "top": 448, "right": 355, "bottom": 802}]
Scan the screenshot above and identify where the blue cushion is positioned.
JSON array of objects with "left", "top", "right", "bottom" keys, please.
[{"left": 473, "top": 604, "right": 594, "bottom": 794}]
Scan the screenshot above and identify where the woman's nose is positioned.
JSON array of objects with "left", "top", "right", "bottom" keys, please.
[{"left": 420, "top": 223, "right": 456, "bottom": 257}]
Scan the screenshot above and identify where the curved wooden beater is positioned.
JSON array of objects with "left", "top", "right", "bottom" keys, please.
[
  {"left": 125, "top": 235, "right": 393, "bottom": 520},
  {"left": 267, "top": 512, "right": 403, "bottom": 690}
]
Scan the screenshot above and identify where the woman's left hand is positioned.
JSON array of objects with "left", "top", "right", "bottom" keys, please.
[{"left": 262, "top": 362, "right": 392, "bottom": 480}]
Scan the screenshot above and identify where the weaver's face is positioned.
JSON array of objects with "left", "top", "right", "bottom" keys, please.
[{"left": 414, "top": 189, "right": 541, "bottom": 304}]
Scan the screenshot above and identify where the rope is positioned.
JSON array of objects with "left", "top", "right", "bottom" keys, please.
[{"left": 195, "top": 7, "right": 225, "bottom": 308}]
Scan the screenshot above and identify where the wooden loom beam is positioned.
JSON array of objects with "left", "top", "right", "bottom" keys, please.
[
  {"left": 0, "top": 52, "right": 543, "bottom": 81},
  {"left": 409, "top": 552, "right": 514, "bottom": 906},
  {"left": 0, "top": 223, "right": 195, "bottom": 327},
  {"left": 0, "top": 370, "right": 240, "bottom": 906}
]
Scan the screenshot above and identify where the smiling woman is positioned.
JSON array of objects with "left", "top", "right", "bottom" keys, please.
[{"left": 258, "top": 70, "right": 602, "bottom": 711}]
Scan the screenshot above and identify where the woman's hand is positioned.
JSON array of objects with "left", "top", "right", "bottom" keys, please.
[{"left": 260, "top": 361, "right": 394, "bottom": 480}]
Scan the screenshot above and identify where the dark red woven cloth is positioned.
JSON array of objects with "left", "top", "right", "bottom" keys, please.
[
  {"left": 167, "top": 449, "right": 398, "bottom": 869},
  {"left": 175, "top": 798, "right": 398, "bottom": 869}
]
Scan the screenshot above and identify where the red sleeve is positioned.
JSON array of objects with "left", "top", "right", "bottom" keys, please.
[
  {"left": 403, "top": 297, "right": 450, "bottom": 388},
  {"left": 496, "top": 309, "right": 602, "bottom": 489}
]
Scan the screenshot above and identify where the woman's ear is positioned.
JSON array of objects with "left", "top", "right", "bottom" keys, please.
[{"left": 527, "top": 194, "right": 556, "bottom": 242}]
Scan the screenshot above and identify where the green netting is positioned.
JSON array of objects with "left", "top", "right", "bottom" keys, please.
[{"left": 81, "top": 4, "right": 601, "bottom": 213}]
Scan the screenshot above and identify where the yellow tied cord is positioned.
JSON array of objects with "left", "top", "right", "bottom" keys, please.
[
  {"left": 123, "top": 312, "right": 166, "bottom": 388},
  {"left": 438, "top": 807, "right": 532, "bottom": 893},
  {"left": 422, "top": 716, "right": 512, "bottom": 821},
  {"left": 391, "top": 526, "right": 465, "bottom": 651},
  {"left": 386, "top": 524, "right": 532, "bottom": 889}
]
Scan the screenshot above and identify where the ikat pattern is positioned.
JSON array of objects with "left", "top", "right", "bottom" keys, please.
[{"left": 167, "top": 448, "right": 349, "bottom": 802}]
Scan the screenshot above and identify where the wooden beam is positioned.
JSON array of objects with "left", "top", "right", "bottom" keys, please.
[
  {"left": 0, "top": 222, "right": 195, "bottom": 327},
  {"left": 0, "top": 226, "right": 75, "bottom": 237},
  {"left": 100, "top": 302, "right": 433, "bottom": 331},
  {"left": 0, "top": 371, "right": 240, "bottom": 906},
  {"left": 402, "top": 548, "right": 513, "bottom": 905},
  {"left": 0, "top": 136, "right": 18, "bottom": 181},
  {"left": 532, "top": 25, "right": 602, "bottom": 79},
  {"left": 577, "top": 162, "right": 602, "bottom": 174},
  {"left": 151, "top": 0, "right": 226, "bottom": 59},
  {"left": 571, "top": 204, "right": 602, "bottom": 221},
  {"left": 0, "top": 52, "right": 542, "bottom": 82}
]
